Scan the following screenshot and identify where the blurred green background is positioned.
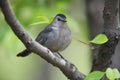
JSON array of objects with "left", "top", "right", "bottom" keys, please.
[{"left": 0, "top": 0, "right": 92, "bottom": 80}]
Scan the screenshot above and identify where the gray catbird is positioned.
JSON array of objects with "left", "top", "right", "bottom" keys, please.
[{"left": 17, "top": 14, "right": 72, "bottom": 57}]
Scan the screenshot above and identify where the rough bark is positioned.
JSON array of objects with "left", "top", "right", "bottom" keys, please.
[
  {"left": 86, "top": 0, "right": 104, "bottom": 39},
  {"left": 91, "top": 0, "right": 120, "bottom": 71},
  {"left": 86, "top": 0, "right": 120, "bottom": 72}
]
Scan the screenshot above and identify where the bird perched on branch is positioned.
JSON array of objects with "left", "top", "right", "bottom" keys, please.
[{"left": 17, "top": 14, "right": 72, "bottom": 57}]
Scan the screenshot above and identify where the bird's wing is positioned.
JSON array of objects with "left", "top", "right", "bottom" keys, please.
[{"left": 35, "top": 26, "right": 53, "bottom": 45}]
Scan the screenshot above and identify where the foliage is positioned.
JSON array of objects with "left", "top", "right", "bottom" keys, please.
[
  {"left": 85, "top": 68, "right": 120, "bottom": 80},
  {"left": 84, "top": 71, "right": 105, "bottom": 80},
  {"left": 106, "top": 68, "right": 120, "bottom": 80},
  {"left": 90, "top": 34, "right": 108, "bottom": 44},
  {"left": 30, "top": 16, "right": 54, "bottom": 25}
]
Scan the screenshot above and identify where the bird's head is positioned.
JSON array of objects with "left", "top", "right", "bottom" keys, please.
[
  {"left": 51, "top": 14, "right": 67, "bottom": 27},
  {"left": 53, "top": 14, "right": 67, "bottom": 24},
  {"left": 55, "top": 14, "right": 66, "bottom": 22}
]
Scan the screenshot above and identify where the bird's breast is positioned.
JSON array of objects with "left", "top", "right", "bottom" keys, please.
[{"left": 43, "top": 26, "right": 71, "bottom": 52}]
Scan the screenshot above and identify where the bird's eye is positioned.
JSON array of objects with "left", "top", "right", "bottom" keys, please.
[{"left": 57, "top": 18, "right": 61, "bottom": 21}]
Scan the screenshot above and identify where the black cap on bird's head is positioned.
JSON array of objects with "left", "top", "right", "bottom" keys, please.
[
  {"left": 55, "top": 14, "right": 67, "bottom": 22},
  {"left": 56, "top": 14, "right": 66, "bottom": 19}
]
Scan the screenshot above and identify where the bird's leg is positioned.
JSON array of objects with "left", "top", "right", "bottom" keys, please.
[{"left": 57, "top": 52, "right": 66, "bottom": 60}]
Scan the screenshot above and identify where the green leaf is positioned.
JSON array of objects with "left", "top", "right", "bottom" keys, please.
[
  {"left": 49, "top": 17, "right": 54, "bottom": 24},
  {"left": 30, "top": 21, "right": 49, "bottom": 25},
  {"left": 30, "top": 16, "right": 50, "bottom": 25},
  {"left": 112, "top": 68, "right": 120, "bottom": 79},
  {"left": 36, "top": 16, "right": 49, "bottom": 21},
  {"left": 106, "top": 68, "right": 114, "bottom": 80},
  {"left": 106, "top": 68, "right": 120, "bottom": 80},
  {"left": 90, "top": 34, "right": 108, "bottom": 44},
  {"left": 84, "top": 71, "right": 105, "bottom": 80}
]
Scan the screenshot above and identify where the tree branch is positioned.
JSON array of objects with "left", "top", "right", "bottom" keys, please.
[
  {"left": 91, "top": 0, "right": 120, "bottom": 71},
  {"left": 0, "top": 0, "right": 85, "bottom": 80}
]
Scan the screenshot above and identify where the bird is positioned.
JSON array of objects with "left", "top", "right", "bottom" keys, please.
[{"left": 17, "top": 14, "right": 72, "bottom": 57}]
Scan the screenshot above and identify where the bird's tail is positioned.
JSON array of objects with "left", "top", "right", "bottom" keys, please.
[{"left": 17, "top": 49, "right": 31, "bottom": 57}]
